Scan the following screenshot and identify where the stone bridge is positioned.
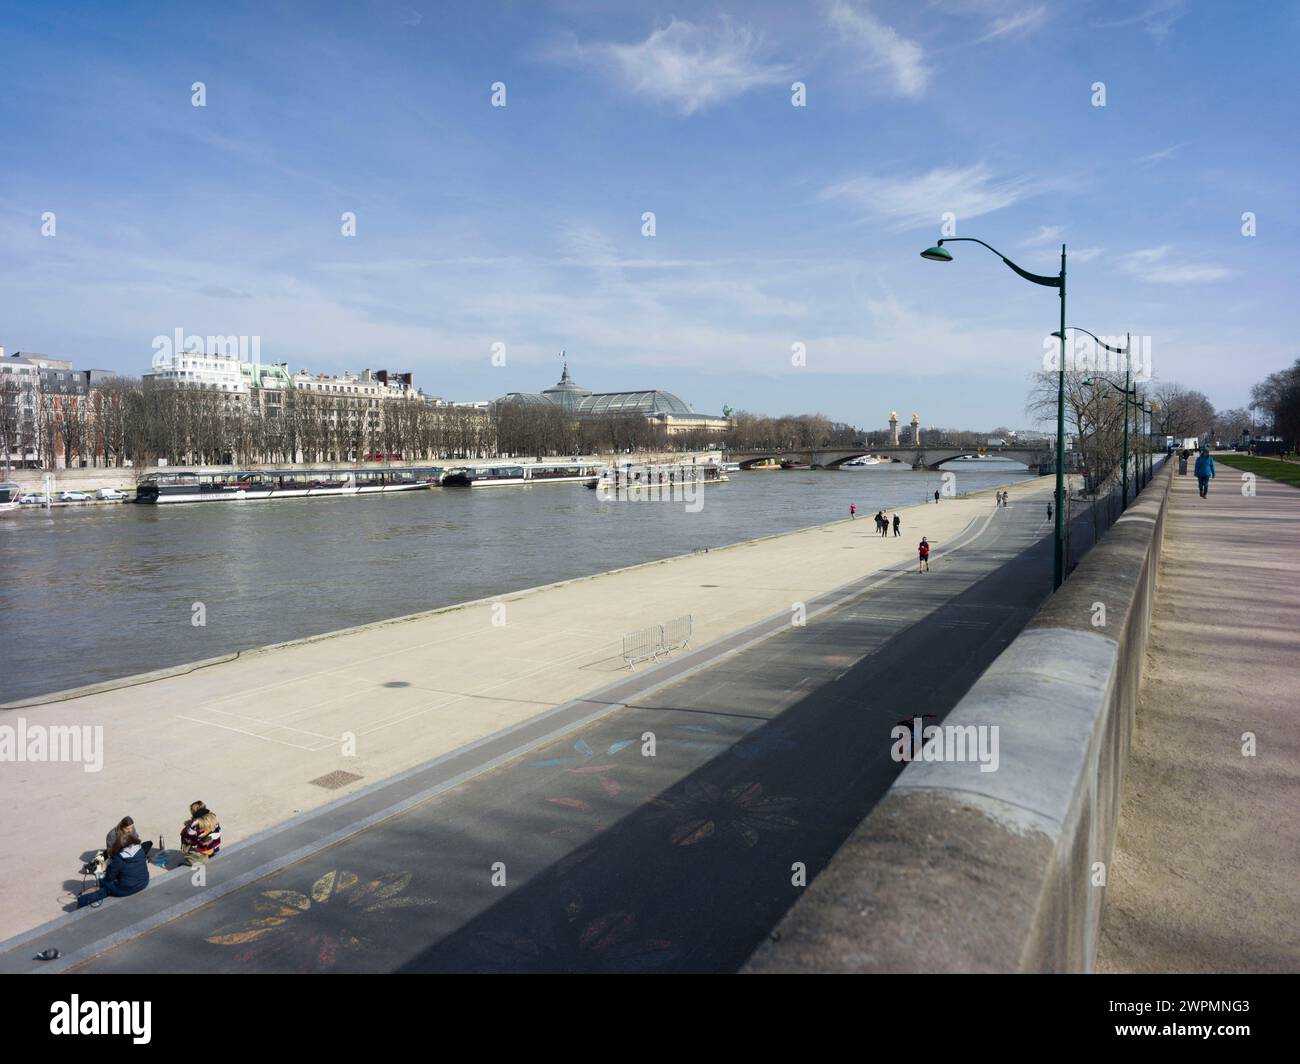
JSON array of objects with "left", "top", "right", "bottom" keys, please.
[{"left": 723, "top": 445, "right": 1056, "bottom": 473}]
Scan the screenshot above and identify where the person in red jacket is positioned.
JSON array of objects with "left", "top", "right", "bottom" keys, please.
[
  {"left": 180, "top": 801, "right": 221, "bottom": 866},
  {"left": 917, "top": 537, "right": 930, "bottom": 573}
]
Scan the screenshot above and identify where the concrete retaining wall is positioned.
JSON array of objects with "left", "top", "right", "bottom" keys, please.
[
  {"left": 2, "top": 450, "right": 719, "bottom": 493},
  {"left": 744, "top": 464, "right": 1175, "bottom": 973}
]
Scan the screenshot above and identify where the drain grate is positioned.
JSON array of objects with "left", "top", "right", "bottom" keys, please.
[{"left": 309, "top": 770, "right": 364, "bottom": 790}]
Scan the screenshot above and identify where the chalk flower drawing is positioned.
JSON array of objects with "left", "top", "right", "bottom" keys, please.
[
  {"left": 206, "top": 869, "right": 434, "bottom": 970},
  {"left": 651, "top": 780, "right": 798, "bottom": 847},
  {"left": 473, "top": 898, "right": 677, "bottom": 973}
]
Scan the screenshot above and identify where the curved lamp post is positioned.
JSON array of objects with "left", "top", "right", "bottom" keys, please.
[
  {"left": 1064, "top": 327, "right": 1133, "bottom": 508},
  {"left": 921, "top": 237, "right": 1067, "bottom": 589},
  {"left": 1143, "top": 400, "right": 1159, "bottom": 485}
]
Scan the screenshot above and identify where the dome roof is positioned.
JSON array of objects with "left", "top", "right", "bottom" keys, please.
[
  {"left": 541, "top": 363, "right": 592, "bottom": 407},
  {"left": 495, "top": 359, "right": 709, "bottom": 421},
  {"left": 576, "top": 390, "right": 694, "bottom": 417}
]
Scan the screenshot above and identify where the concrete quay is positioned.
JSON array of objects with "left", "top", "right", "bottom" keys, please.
[
  {"left": 745, "top": 460, "right": 1174, "bottom": 973},
  {"left": 2, "top": 449, "right": 720, "bottom": 494},
  {"left": 0, "top": 476, "right": 1049, "bottom": 942}
]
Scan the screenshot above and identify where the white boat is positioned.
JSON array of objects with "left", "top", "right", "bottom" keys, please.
[
  {"left": 588, "top": 462, "right": 729, "bottom": 494},
  {"left": 441, "top": 461, "right": 607, "bottom": 487},
  {"left": 842, "top": 456, "right": 881, "bottom": 468},
  {"left": 135, "top": 467, "right": 445, "bottom": 503},
  {"left": 0, "top": 482, "right": 21, "bottom": 514}
]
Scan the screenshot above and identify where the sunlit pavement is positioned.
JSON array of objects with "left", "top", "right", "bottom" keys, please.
[{"left": 1098, "top": 466, "right": 1300, "bottom": 973}]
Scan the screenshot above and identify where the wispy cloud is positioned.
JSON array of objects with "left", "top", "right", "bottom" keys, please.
[
  {"left": 566, "top": 19, "right": 790, "bottom": 115},
  {"left": 822, "top": 163, "right": 1035, "bottom": 231},
  {"left": 971, "top": 5, "right": 1050, "bottom": 45},
  {"left": 1021, "top": 224, "right": 1064, "bottom": 246},
  {"left": 825, "top": 0, "right": 929, "bottom": 97},
  {"left": 1138, "top": 142, "right": 1190, "bottom": 166},
  {"left": 1119, "top": 246, "right": 1231, "bottom": 284},
  {"left": 1092, "top": 0, "right": 1188, "bottom": 40}
]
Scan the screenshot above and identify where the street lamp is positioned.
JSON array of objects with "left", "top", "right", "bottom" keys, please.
[
  {"left": 1066, "top": 327, "right": 1133, "bottom": 509},
  {"left": 921, "top": 237, "right": 1068, "bottom": 589},
  {"left": 1144, "top": 400, "right": 1159, "bottom": 486}
]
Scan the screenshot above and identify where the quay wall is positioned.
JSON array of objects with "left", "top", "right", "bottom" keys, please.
[{"left": 3, "top": 450, "right": 720, "bottom": 493}]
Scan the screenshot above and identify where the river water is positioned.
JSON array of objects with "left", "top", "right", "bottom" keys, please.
[{"left": 0, "top": 462, "right": 1036, "bottom": 702}]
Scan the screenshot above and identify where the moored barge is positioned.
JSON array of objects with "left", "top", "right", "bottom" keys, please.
[
  {"left": 135, "top": 466, "right": 445, "bottom": 503},
  {"left": 441, "top": 461, "right": 606, "bottom": 487}
]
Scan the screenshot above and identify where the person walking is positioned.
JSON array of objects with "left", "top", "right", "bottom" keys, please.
[
  {"left": 892, "top": 513, "right": 901, "bottom": 537},
  {"left": 1047, "top": 501, "right": 1053, "bottom": 521},
  {"left": 917, "top": 537, "right": 930, "bottom": 573},
  {"left": 1194, "top": 449, "right": 1216, "bottom": 498},
  {"left": 880, "top": 511, "right": 890, "bottom": 537},
  {"left": 934, "top": 489, "right": 941, "bottom": 504},
  {"left": 849, "top": 503, "right": 856, "bottom": 521}
]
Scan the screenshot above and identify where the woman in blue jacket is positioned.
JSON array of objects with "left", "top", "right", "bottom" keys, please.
[
  {"left": 1194, "top": 449, "right": 1216, "bottom": 498},
  {"left": 77, "top": 831, "right": 153, "bottom": 908}
]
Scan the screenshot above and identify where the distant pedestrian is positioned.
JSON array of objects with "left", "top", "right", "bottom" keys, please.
[
  {"left": 850, "top": 503, "right": 856, "bottom": 520},
  {"left": 917, "top": 537, "right": 930, "bottom": 573},
  {"left": 1194, "top": 449, "right": 1215, "bottom": 498},
  {"left": 875, "top": 510, "right": 885, "bottom": 534},
  {"left": 880, "top": 511, "right": 890, "bottom": 537},
  {"left": 934, "top": 489, "right": 941, "bottom": 504},
  {"left": 1047, "top": 502, "right": 1053, "bottom": 521},
  {"left": 892, "top": 513, "right": 901, "bottom": 536}
]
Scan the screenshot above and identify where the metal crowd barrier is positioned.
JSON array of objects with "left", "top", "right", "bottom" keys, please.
[{"left": 622, "top": 615, "right": 693, "bottom": 669}]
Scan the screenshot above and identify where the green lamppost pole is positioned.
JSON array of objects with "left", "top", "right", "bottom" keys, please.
[
  {"left": 921, "top": 238, "right": 1067, "bottom": 589},
  {"left": 1143, "top": 401, "right": 1159, "bottom": 487},
  {"left": 1066, "top": 328, "right": 1132, "bottom": 509}
]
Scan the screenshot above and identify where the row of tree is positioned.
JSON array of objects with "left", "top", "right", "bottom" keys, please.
[
  {"left": 1022, "top": 360, "right": 1298, "bottom": 497},
  {"left": 5, "top": 361, "right": 1295, "bottom": 474}
]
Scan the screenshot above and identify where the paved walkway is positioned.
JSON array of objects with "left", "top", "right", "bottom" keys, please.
[
  {"left": 1097, "top": 462, "right": 1300, "bottom": 972},
  {"left": 0, "top": 478, "right": 1052, "bottom": 941},
  {"left": 4, "top": 483, "right": 1061, "bottom": 973}
]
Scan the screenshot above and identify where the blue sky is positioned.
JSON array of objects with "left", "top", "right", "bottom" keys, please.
[{"left": 1, "top": 0, "right": 1296, "bottom": 430}]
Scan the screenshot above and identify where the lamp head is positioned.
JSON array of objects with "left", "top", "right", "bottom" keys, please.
[{"left": 920, "top": 244, "right": 953, "bottom": 262}]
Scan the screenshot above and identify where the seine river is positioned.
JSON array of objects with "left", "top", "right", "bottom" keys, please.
[{"left": 0, "top": 462, "right": 1036, "bottom": 702}]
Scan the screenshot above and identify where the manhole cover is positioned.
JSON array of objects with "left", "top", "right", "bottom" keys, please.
[{"left": 309, "top": 770, "right": 364, "bottom": 790}]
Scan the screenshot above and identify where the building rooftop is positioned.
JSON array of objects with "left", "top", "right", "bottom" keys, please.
[{"left": 500, "top": 361, "right": 724, "bottom": 421}]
